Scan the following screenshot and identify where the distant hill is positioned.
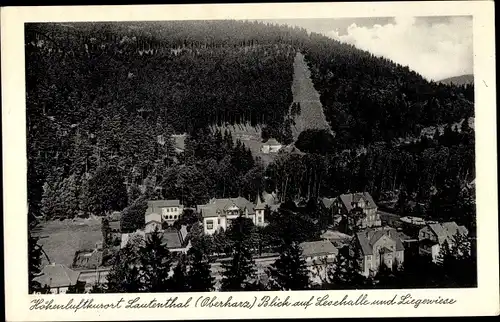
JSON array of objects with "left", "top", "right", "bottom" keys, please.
[{"left": 439, "top": 74, "right": 474, "bottom": 86}]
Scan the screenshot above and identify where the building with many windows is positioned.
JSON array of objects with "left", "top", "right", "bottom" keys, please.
[
  {"left": 332, "top": 192, "right": 381, "bottom": 232},
  {"left": 355, "top": 226, "right": 405, "bottom": 277},
  {"left": 145, "top": 199, "right": 183, "bottom": 226},
  {"left": 199, "top": 196, "right": 266, "bottom": 235}
]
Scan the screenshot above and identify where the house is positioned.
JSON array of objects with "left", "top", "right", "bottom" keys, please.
[
  {"left": 355, "top": 227, "right": 405, "bottom": 277},
  {"left": 146, "top": 199, "right": 183, "bottom": 226},
  {"left": 145, "top": 212, "right": 162, "bottom": 234},
  {"left": 321, "top": 197, "right": 342, "bottom": 225},
  {"left": 299, "top": 240, "right": 339, "bottom": 284},
  {"left": 260, "top": 138, "right": 282, "bottom": 154},
  {"left": 418, "top": 222, "right": 469, "bottom": 262},
  {"left": 108, "top": 211, "right": 121, "bottom": 232},
  {"left": 33, "top": 263, "right": 82, "bottom": 294},
  {"left": 199, "top": 196, "right": 264, "bottom": 235},
  {"left": 333, "top": 192, "right": 381, "bottom": 232}
]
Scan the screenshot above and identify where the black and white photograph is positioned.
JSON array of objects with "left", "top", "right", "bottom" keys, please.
[
  {"left": 25, "top": 15, "right": 478, "bottom": 294},
  {"left": 2, "top": 2, "right": 498, "bottom": 320}
]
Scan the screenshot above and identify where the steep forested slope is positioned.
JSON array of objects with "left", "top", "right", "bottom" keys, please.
[{"left": 302, "top": 32, "right": 474, "bottom": 148}]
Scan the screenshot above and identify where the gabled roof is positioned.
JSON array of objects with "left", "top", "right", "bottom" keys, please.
[
  {"left": 356, "top": 227, "right": 404, "bottom": 256},
  {"left": 339, "top": 192, "right": 377, "bottom": 212},
  {"left": 300, "top": 240, "right": 339, "bottom": 258},
  {"left": 145, "top": 213, "right": 162, "bottom": 224},
  {"left": 33, "top": 264, "right": 81, "bottom": 288},
  {"left": 427, "top": 222, "right": 468, "bottom": 244},
  {"left": 146, "top": 199, "right": 181, "bottom": 213},
  {"left": 322, "top": 197, "right": 335, "bottom": 209},
  {"left": 200, "top": 197, "right": 255, "bottom": 218},
  {"left": 263, "top": 138, "right": 281, "bottom": 146}
]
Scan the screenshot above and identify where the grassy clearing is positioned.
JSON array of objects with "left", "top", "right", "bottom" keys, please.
[
  {"left": 32, "top": 217, "right": 103, "bottom": 268},
  {"left": 210, "top": 123, "right": 277, "bottom": 167},
  {"left": 290, "top": 52, "right": 331, "bottom": 141}
]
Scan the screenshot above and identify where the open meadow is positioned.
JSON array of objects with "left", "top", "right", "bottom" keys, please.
[{"left": 31, "top": 217, "right": 103, "bottom": 267}]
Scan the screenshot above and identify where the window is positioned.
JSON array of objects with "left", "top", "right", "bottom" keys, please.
[
  {"left": 258, "top": 216, "right": 262, "bottom": 223},
  {"left": 169, "top": 215, "right": 172, "bottom": 219},
  {"left": 167, "top": 208, "right": 170, "bottom": 212},
  {"left": 174, "top": 207, "right": 178, "bottom": 212},
  {"left": 207, "top": 220, "right": 214, "bottom": 230},
  {"left": 367, "top": 255, "right": 372, "bottom": 261},
  {"left": 217, "top": 218, "right": 221, "bottom": 225}
]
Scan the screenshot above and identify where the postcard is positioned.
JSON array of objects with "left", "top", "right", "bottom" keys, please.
[{"left": 2, "top": 1, "right": 498, "bottom": 320}]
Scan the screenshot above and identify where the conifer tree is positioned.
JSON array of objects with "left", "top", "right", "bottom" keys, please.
[
  {"left": 326, "top": 242, "right": 366, "bottom": 289},
  {"left": 267, "top": 242, "right": 310, "bottom": 290},
  {"left": 106, "top": 245, "right": 142, "bottom": 293},
  {"left": 187, "top": 247, "right": 215, "bottom": 292},
  {"left": 168, "top": 255, "right": 189, "bottom": 292},
  {"left": 28, "top": 234, "right": 44, "bottom": 294},
  {"left": 139, "top": 227, "right": 172, "bottom": 292},
  {"left": 220, "top": 215, "right": 256, "bottom": 291}
]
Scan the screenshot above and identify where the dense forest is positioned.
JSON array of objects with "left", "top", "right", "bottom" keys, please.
[{"left": 26, "top": 20, "right": 475, "bottom": 237}]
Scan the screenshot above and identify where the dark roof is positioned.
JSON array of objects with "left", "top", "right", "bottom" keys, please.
[
  {"left": 33, "top": 264, "right": 81, "bottom": 288},
  {"left": 161, "top": 230, "right": 183, "bottom": 249},
  {"left": 255, "top": 194, "right": 266, "bottom": 210},
  {"left": 72, "top": 249, "right": 103, "bottom": 269},
  {"left": 200, "top": 197, "right": 255, "bottom": 218},
  {"left": 299, "top": 240, "right": 339, "bottom": 258},
  {"left": 147, "top": 199, "right": 181, "bottom": 211},
  {"left": 339, "top": 192, "right": 377, "bottom": 212},
  {"left": 356, "top": 227, "right": 405, "bottom": 256}
]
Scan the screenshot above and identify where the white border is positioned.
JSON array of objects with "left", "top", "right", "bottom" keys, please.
[{"left": 2, "top": 2, "right": 498, "bottom": 320}]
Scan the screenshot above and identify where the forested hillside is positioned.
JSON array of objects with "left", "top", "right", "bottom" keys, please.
[
  {"left": 302, "top": 32, "right": 474, "bottom": 148},
  {"left": 26, "top": 21, "right": 475, "bottom": 235}
]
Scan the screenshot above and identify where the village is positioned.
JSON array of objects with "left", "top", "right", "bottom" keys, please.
[
  {"left": 26, "top": 20, "right": 476, "bottom": 294},
  {"left": 32, "top": 138, "right": 472, "bottom": 293}
]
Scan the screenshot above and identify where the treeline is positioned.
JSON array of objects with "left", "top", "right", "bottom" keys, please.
[{"left": 302, "top": 32, "right": 474, "bottom": 147}]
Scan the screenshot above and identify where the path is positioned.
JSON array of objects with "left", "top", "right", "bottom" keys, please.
[{"left": 290, "top": 52, "right": 331, "bottom": 141}]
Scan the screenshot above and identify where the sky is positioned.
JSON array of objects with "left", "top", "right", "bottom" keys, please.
[{"left": 260, "top": 16, "right": 473, "bottom": 81}]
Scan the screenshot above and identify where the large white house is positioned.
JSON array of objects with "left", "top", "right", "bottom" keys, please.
[
  {"left": 199, "top": 196, "right": 266, "bottom": 235},
  {"left": 145, "top": 199, "right": 184, "bottom": 226}
]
